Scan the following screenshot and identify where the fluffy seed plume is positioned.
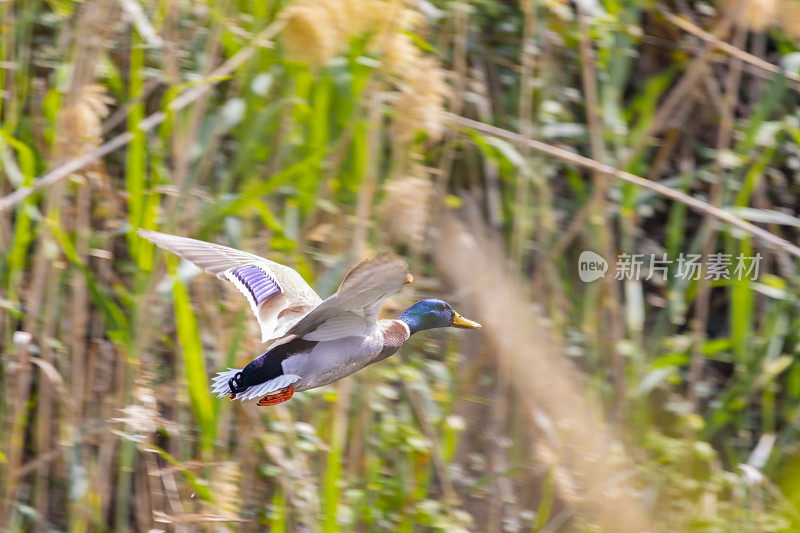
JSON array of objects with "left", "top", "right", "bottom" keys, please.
[
  {"left": 380, "top": 32, "right": 420, "bottom": 77},
  {"left": 722, "top": 0, "right": 778, "bottom": 31},
  {"left": 380, "top": 173, "right": 433, "bottom": 248},
  {"left": 278, "top": 0, "right": 449, "bottom": 140},
  {"left": 392, "top": 57, "right": 448, "bottom": 143},
  {"left": 280, "top": 0, "right": 344, "bottom": 67},
  {"left": 280, "top": 0, "right": 406, "bottom": 67},
  {"left": 58, "top": 84, "right": 114, "bottom": 155},
  {"left": 113, "top": 386, "right": 161, "bottom": 441}
]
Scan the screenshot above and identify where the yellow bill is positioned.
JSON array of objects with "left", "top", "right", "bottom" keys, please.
[{"left": 451, "top": 311, "right": 482, "bottom": 330}]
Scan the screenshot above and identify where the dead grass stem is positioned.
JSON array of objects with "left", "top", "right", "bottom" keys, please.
[{"left": 435, "top": 214, "right": 653, "bottom": 532}]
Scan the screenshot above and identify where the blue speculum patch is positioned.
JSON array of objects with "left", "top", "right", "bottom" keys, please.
[{"left": 232, "top": 265, "right": 281, "bottom": 305}]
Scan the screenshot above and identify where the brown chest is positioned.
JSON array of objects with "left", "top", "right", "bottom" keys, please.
[{"left": 377, "top": 320, "right": 410, "bottom": 360}]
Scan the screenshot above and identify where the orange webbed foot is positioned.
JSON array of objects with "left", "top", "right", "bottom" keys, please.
[{"left": 257, "top": 386, "right": 297, "bottom": 406}]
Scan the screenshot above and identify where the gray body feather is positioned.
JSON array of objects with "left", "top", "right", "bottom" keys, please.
[{"left": 284, "top": 319, "right": 410, "bottom": 391}]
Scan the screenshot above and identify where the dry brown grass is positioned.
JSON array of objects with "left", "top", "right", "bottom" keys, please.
[{"left": 434, "top": 214, "right": 652, "bottom": 532}]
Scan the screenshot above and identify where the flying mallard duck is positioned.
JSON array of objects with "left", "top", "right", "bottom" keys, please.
[{"left": 138, "top": 230, "right": 481, "bottom": 406}]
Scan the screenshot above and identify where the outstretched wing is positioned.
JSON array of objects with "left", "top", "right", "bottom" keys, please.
[
  {"left": 283, "top": 252, "right": 412, "bottom": 342},
  {"left": 138, "top": 230, "right": 323, "bottom": 343}
]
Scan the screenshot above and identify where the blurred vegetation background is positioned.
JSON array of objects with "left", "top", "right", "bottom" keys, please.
[{"left": 4, "top": 0, "right": 800, "bottom": 530}]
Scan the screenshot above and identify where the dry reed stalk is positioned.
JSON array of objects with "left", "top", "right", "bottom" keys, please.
[
  {"left": 371, "top": 0, "right": 450, "bottom": 147},
  {"left": 236, "top": 416, "right": 261, "bottom": 533},
  {"left": 485, "top": 362, "right": 512, "bottom": 533},
  {"left": 32, "top": 270, "right": 60, "bottom": 530},
  {"left": 323, "top": 88, "right": 386, "bottom": 531},
  {"left": 258, "top": 416, "right": 320, "bottom": 531},
  {"left": 1, "top": 333, "right": 33, "bottom": 524},
  {"left": 512, "top": 0, "right": 535, "bottom": 264},
  {"left": 351, "top": 91, "right": 384, "bottom": 261},
  {"left": 688, "top": 25, "right": 747, "bottom": 409},
  {"left": 344, "top": 373, "right": 372, "bottom": 481},
  {"left": 134, "top": 458, "right": 152, "bottom": 531},
  {"left": 11, "top": 425, "right": 105, "bottom": 481},
  {"left": 159, "top": 462, "right": 187, "bottom": 523},
  {"left": 445, "top": 113, "right": 800, "bottom": 260},
  {"left": 62, "top": 82, "right": 114, "bottom": 464},
  {"left": 210, "top": 461, "right": 242, "bottom": 519},
  {"left": 372, "top": 0, "right": 453, "bottom": 215},
  {"left": 0, "top": 19, "right": 286, "bottom": 215},
  {"left": 57, "top": 4, "right": 118, "bottom": 528},
  {"left": 427, "top": 0, "right": 466, "bottom": 202},
  {"left": 660, "top": 7, "right": 800, "bottom": 86},
  {"left": 646, "top": 122, "right": 685, "bottom": 181},
  {"left": 485, "top": 1, "right": 536, "bottom": 528},
  {"left": 576, "top": 2, "right": 626, "bottom": 410},
  {"left": 527, "top": 2, "right": 752, "bottom": 296},
  {"left": 328, "top": 377, "right": 353, "bottom": 529},
  {"left": 0, "top": 2, "right": 14, "bottom": 251},
  {"left": 434, "top": 215, "right": 653, "bottom": 532},
  {"left": 645, "top": 2, "right": 744, "bottom": 137},
  {"left": 402, "top": 0, "right": 466, "bottom": 319},
  {"left": 470, "top": 60, "right": 504, "bottom": 228},
  {"left": 98, "top": 402, "right": 118, "bottom": 523},
  {"left": 162, "top": 0, "right": 229, "bottom": 229},
  {"left": 0, "top": 3, "right": 120, "bottom": 526},
  {"left": 163, "top": 0, "right": 233, "bottom": 231},
  {"left": 70, "top": 182, "right": 91, "bottom": 422},
  {"left": 402, "top": 380, "right": 459, "bottom": 504},
  {"left": 85, "top": 282, "right": 118, "bottom": 522},
  {"left": 144, "top": 450, "right": 166, "bottom": 524}
]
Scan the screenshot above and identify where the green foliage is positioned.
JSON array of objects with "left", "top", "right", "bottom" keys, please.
[{"left": 3, "top": 0, "right": 800, "bottom": 531}]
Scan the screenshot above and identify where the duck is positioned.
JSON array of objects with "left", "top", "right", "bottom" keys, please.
[{"left": 138, "top": 230, "right": 482, "bottom": 406}]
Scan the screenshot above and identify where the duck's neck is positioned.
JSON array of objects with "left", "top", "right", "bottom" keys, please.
[{"left": 397, "top": 310, "right": 424, "bottom": 335}]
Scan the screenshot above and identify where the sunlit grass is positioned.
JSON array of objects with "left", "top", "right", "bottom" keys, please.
[{"left": 2, "top": 0, "right": 800, "bottom": 531}]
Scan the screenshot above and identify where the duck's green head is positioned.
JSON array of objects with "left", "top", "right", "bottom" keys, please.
[{"left": 398, "top": 298, "right": 482, "bottom": 335}]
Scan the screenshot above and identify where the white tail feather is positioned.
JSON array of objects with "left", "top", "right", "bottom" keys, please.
[
  {"left": 210, "top": 367, "right": 242, "bottom": 397},
  {"left": 209, "top": 368, "right": 301, "bottom": 402}
]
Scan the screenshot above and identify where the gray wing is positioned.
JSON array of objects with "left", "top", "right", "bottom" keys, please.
[
  {"left": 138, "top": 229, "right": 323, "bottom": 343},
  {"left": 284, "top": 252, "right": 412, "bottom": 342}
]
